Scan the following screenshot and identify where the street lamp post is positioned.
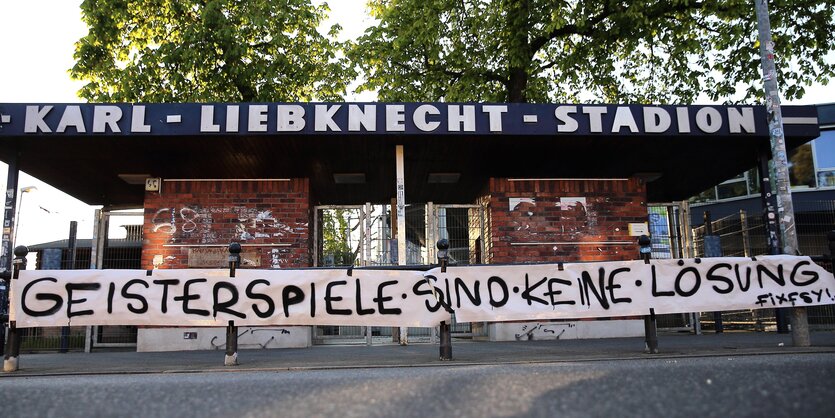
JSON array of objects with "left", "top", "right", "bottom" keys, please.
[
  {"left": 754, "top": 0, "right": 809, "bottom": 347},
  {"left": 11, "top": 186, "right": 36, "bottom": 250}
]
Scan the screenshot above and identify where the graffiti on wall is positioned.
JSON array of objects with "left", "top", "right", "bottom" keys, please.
[
  {"left": 514, "top": 322, "right": 577, "bottom": 341},
  {"left": 150, "top": 205, "right": 307, "bottom": 244}
]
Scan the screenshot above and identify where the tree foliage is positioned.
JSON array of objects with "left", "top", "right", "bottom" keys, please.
[
  {"left": 71, "top": 0, "right": 353, "bottom": 102},
  {"left": 321, "top": 209, "right": 358, "bottom": 266},
  {"left": 349, "top": 0, "right": 835, "bottom": 103}
]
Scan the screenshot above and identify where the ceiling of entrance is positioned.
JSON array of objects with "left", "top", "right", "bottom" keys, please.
[{"left": 0, "top": 129, "right": 818, "bottom": 207}]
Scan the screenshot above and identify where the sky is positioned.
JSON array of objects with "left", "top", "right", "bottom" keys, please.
[{"left": 0, "top": 0, "right": 832, "bottom": 251}]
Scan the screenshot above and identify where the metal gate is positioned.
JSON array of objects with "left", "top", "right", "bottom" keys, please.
[
  {"left": 18, "top": 209, "right": 142, "bottom": 352},
  {"left": 90, "top": 210, "right": 142, "bottom": 349},
  {"left": 431, "top": 204, "right": 488, "bottom": 337},
  {"left": 312, "top": 203, "right": 487, "bottom": 344},
  {"left": 646, "top": 202, "right": 704, "bottom": 331}
]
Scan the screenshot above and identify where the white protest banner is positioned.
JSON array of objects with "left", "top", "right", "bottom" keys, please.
[
  {"left": 12, "top": 268, "right": 451, "bottom": 328},
  {"left": 421, "top": 255, "right": 835, "bottom": 323}
]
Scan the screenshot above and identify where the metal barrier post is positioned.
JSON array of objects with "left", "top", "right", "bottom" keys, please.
[
  {"left": 437, "top": 239, "right": 452, "bottom": 361},
  {"left": 225, "top": 243, "right": 241, "bottom": 366},
  {"left": 3, "top": 246, "right": 28, "bottom": 372},
  {"left": 639, "top": 235, "right": 658, "bottom": 354}
]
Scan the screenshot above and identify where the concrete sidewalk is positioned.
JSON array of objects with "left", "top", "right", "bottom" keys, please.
[{"left": 3, "top": 331, "right": 835, "bottom": 377}]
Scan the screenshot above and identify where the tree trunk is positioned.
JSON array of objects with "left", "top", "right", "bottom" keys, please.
[
  {"left": 505, "top": 0, "right": 530, "bottom": 103},
  {"left": 507, "top": 67, "right": 528, "bottom": 103}
]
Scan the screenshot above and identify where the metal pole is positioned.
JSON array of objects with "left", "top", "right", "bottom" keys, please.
[
  {"left": 638, "top": 235, "right": 658, "bottom": 353},
  {"left": 703, "top": 211, "right": 724, "bottom": 333},
  {"left": 59, "top": 221, "right": 78, "bottom": 353},
  {"left": 754, "top": 1, "right": 808, "bottom": 346},
  {"left": 437, "top": 239, "right": 453, "bottom": 361},
  {"left": 0, "top": 158, "right": 20, "bottom": 357},
  {"left": 225, "top": 242, "right": 241, "bottom": 366},
  {"left": 395, "top": 145, "right": 408, "bottom": 345},
  {"left": 3, "top": 245, "right": 28, "bottom": 372},
  {"left": 757, "top": 149, "right": 789, "bottom": 332},
  {"left": 677, "top": 201, "right": 701, "bottom": 335}
]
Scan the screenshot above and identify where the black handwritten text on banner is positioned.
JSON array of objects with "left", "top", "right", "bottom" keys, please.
[
  {"left": 424, "top": 256, "right": 834, "bottom": 322},
  {"left": 10, "top": 256, "right": 834, "bottom": 327},
  {"left": 12, "top": 269, "right": 450, "bottom": 328}
]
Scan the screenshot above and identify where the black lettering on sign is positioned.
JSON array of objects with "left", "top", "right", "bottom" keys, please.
[
  {"left": 66, "top": 283, "right": 101, "bottom": 318},
  {"left": 107, "top": 282, "right": 116, "bottom": 314},
  {"left": 246, "top": 279, "right": 275, "bottom": 319},
  {"left": 775, "top": 293, "right": 788, "bottom": 305},
  {"left": 374, "top": 280, "right": 401, "bottom": 315},
  {"left": 355, "top": 279, "right": 375, "bottom": 315},
  {"left": 652, "top": 265, "right": 675, "bottom": 297},
  {"left": 487, "top": 276, "right": 509, "bottom": 308},
  {"left": 21, "top": 277, "right": 63, "bottom": 317},
  {"left": 174, "top": 278, "right": 210, "bottom": 316},
  {"left": 282, "top": 285, "right": 305, "bottom": 318},
  {"left": 213, "top": 282, "right": 246, "bottom": 319},
  {"left": 325, "top": 280, "right": 352, "bottom": 315},
  {"left": 413, "top": 276, "right": 444, "bottom": 312},
  {"left": 443, "top": 278, "right": 453, "bottom": 310},
  {"left": 580, "top": 269, "right": 609, "bottom": 309},
  {"left": 607, "top": 267, "right": 632, "bottom": 304},
  {"left": 454, "top": 277, "right": 481, "bottom": 308},
  {"left": 811, "top": 289, "right": 823, "bottom": 302},
  {"left": 675, "top": 267, "right": 701, "bottom": 297},
  {"left": 310, "top": 283, "right": 316, "bottom": 317},
  {"left": 152, "top": 279, "right": 179, "bottom": 314},
  {"left": 757, "top": 264, "right": 785, "bottom": 288},
  {"left": 789, "top": 261, "right": 818, "bottom": 287},
  {"left": 734, "top": 264, "right": 753, "bottom": 291},
  {"left": 121, "top": 279, "right": 149, "bottom": 314},
  {"left": 706, "top": 263, "right": 734, "bottom": 294},
  {"left": 522, "top": 274, "right": 547, "bottom": 306},
  {"left": 544, "top": 278, "right": 574, "bottom": 306}
]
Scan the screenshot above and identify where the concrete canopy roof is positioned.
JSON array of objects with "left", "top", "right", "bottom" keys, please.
[{"left": 0, "top": 102, "right": 820, "bottom": 206}]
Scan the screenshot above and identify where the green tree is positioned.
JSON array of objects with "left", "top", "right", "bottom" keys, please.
[
  {"left": 71, "top": 0, "right": 353, "bottom": 102},
  {"left": 321, "top": 209, "right": 359, "bottom": 266},
  {"left": 349, "top": 0, "right": 834, "bottom": 103}
]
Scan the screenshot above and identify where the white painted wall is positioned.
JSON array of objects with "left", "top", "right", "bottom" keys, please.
[
  {"left": 488, "top": 320, "right": 644, "bottom": 341},
  {"left": 137, "top": 326, "right": 312, "bottom": 352}
]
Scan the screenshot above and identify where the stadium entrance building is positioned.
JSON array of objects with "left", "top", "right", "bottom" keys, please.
[{"left": 0, "top": 102, "right": 821, "bottom": 349}]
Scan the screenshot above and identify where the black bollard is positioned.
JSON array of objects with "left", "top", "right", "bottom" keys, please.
[
  {"left": 638, "top": 235, "right": 658, "bottom": 354},
  {"left": 437, "top": 239, "right": 453, "bottom": 361},
  {"left": 4, "top": 246, "right": 28, "bottom": 372},
  {"left": 225, "top": 243, "right": 241, "bottom": 366}
]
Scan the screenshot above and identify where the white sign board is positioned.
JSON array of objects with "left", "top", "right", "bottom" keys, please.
[
  {"left": 12, "top": 269, "right": 450, "bottom": 328},
  {"left": 424, "top": 255, "right": 834, "bottom": 322},
  {"left": 10, "top": 256, "right": 834, "bottom": 327}
]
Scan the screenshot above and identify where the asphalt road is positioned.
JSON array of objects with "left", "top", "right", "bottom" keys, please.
[{"left": 1, "top": 353, "right": 833, "bottom": 418}]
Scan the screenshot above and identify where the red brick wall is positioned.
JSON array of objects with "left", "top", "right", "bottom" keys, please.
[
  {"left": 142, "top": 179, "right": 310, "bottom": 269},
  {"left": 486, "top": 178, "right": 647, "bottom": 264}
]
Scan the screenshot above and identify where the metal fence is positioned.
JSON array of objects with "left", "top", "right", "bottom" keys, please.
[
  {"left": 689, "top": 201, "right": 835, "bottom": 332},
  {"left": 18, "top": 212, "right": 142, "bottom": 352}
]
